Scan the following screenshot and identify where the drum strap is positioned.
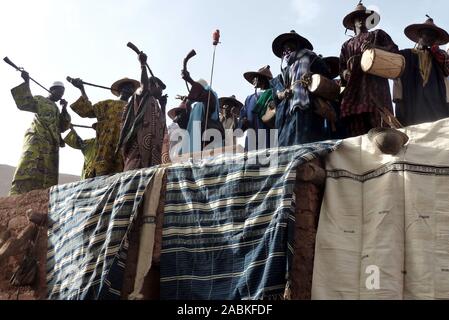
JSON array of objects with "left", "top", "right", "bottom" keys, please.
[
  {"left": 292, "top": 74, "right": 313, "bottom": 89},
  {"left": 392, "top": 79, "right": 403, "bottom": 102}
]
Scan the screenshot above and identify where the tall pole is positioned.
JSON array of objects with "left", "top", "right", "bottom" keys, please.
[{"left": 202, "top": 29, "right": 220, "bottom": 152}]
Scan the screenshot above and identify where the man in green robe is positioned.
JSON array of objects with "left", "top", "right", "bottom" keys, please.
[
  {"left": 63, "top": 125, "right": 97, "bottom": 180},
  {"left": 9, "top": 71, "right": 71, "bottom": 195}
]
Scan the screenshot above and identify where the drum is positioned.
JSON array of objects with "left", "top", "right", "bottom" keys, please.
[
  {"left": 308, "top": 74, "right": 340, "bottom": 101},
  {"left": 361, "top": 48, "right": 405, "bottom": 79}
]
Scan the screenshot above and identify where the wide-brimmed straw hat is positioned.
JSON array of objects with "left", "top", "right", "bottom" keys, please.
[
  {"left": 368, "top": 128, "right": 409, "bottom": 155},
  {"left": 111, "top": 78, "right": 140, "bottom": 96},
  {"left": 219, "top": 95, "right": 243, "bottom": 112},
  {"left": 168, "top": 101, "right": 188, "bottom": 120},
  {"left": 243, "top": 65, "right": 273, "bottom": 85},
  {"left": 272, "top": 30, "right": 314, "bottom": 58},
  {"left": 404, "top": 16, "right": 449, "bottom": 46},
  {"left": 343, "top": 2, "right": 380, "bottom": 31}
]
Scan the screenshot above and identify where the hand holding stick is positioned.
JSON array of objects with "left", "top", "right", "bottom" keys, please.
[
  {"left": 3, "top": 57, "right": 52, "bottom": 94},
  {"left": 127, "top": 42, "right": 155, "bottom": 78}
]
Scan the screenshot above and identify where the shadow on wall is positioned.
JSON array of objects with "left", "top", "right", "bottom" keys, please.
[{"left": 0, "top": 165, "right": 80, "bottom": 198}]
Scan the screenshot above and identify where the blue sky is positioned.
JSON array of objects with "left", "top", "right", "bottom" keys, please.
[{"left": 1, "top": 0, "right": 448, "bottom": 175}]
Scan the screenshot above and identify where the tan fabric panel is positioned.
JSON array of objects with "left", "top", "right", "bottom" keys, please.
[
  {"left": 313, "top": 118, "right": 449, "bottom": 300},
  {"left": 128, "top": 168, "right": 166, "bottom": 300}
]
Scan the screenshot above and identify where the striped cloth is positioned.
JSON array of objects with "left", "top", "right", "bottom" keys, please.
[
  {"left": 160, "top": 142, "right": 339, "bottom": 300},
  {"left": 47, "top": 168, "right": 158, "bottom": 300}
]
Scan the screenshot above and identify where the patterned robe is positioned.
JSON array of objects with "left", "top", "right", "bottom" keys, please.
[
  {"left": 272, "top": 49, "right": 331, "bottom": 147},
  {"left": 118, "top": 90, "right": 166, "bottom": 171},
  {"left": 340, "top": 29, "right": 399, "bottom": 137},
  {"left": 9, "top": 82, "right": 70, "bottom": 195},
  {"left": 239, "top": 92, "right": 270, "bottom": 151},
  {"left": 70, "top": 97, "right": 125, "bottom": 176},
  {"left": 63, "top": 128, "right": 97, "bottom": 179}
]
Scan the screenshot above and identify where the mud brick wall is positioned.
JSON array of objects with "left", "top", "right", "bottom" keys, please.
[
  {"left": 0, "top": 190, "right": 49, "bottom": 300},
  {"left": 289, "top": 159, "right": 325, "bottom": 300}
]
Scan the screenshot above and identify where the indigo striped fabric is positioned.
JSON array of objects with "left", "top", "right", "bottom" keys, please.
[
  {"left": 47, "top": 168, "right": 157, "bottom": 300},
  {"left": 161, "top": 142, "right": 339, "bottom": 300}
]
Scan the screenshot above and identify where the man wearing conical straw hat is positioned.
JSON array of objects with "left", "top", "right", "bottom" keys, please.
[
  {"left": 395, "top": 15, "right": 449, "bottom": 126},
  {"left": 271, "top": 30, "right": 331, "bottom": 147},
  {"left": 69, "top": 76, "right": 139, "bottom": 176},
  {"left": 339, "top": 2, "right": 399, "bottom": 138},
  {"left": 219, "top": 95, "right": 243, "bottom": 131},
  {"left": 239, "top": 65, "right": 273, "bottom": 151}
]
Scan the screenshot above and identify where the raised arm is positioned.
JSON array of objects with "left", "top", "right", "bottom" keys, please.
[
  {"left": 181, "top": 70, "right": 195, "bottom": 87},
  {"left": 69, "top": 78, "right": 96, "bottom": 118},
  {"left": 139, "top": 52, "right": 149, "bottom": 91},
  {"left": 69, "top": 78, "right": 88, "bottom": 100},
  {"left": 10, "top": 71, "right": 38, "bottom": 113},
  {"left": 59, "top": 99, "right": 71, "bottom": 133}
]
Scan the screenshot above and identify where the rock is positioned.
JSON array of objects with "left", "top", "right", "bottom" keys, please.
[
  {"left": 0, "top": 226, "right": 11, "bottom": 248},
  {"left": 0, "top": 225, "right": 37, "bottom": 265},
  {"left": 0, "top": 238, "right": 21, "bottom": 265},
  {"left": 0, "top": 197, "right": 17, "bottom": 209},
  {"left": 0, "top": 190, "right": 49, "bottom": 300},
  {"left": 296, "top": 163, "right": 326, "bottom": 186},
  {"left": 0, "top": 293, "right": 10, "bottom": 300},
  {"left": 27, "top": 212, "right": 47, "bottom": 226},
  {"left": 7, "top": 216, "right": 29, "bottom": 232},
  {"left": 18, "top": 292, "right": 35, "bottom": 300}
]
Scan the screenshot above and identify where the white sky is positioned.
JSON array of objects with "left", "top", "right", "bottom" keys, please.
[{"left": 1, "top": 0, "right": 448, "bottom": 175}]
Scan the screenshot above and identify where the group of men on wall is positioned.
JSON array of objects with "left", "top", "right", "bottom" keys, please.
[{"left": 8, "top": 2, "right": 449, "bottom": 196}]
